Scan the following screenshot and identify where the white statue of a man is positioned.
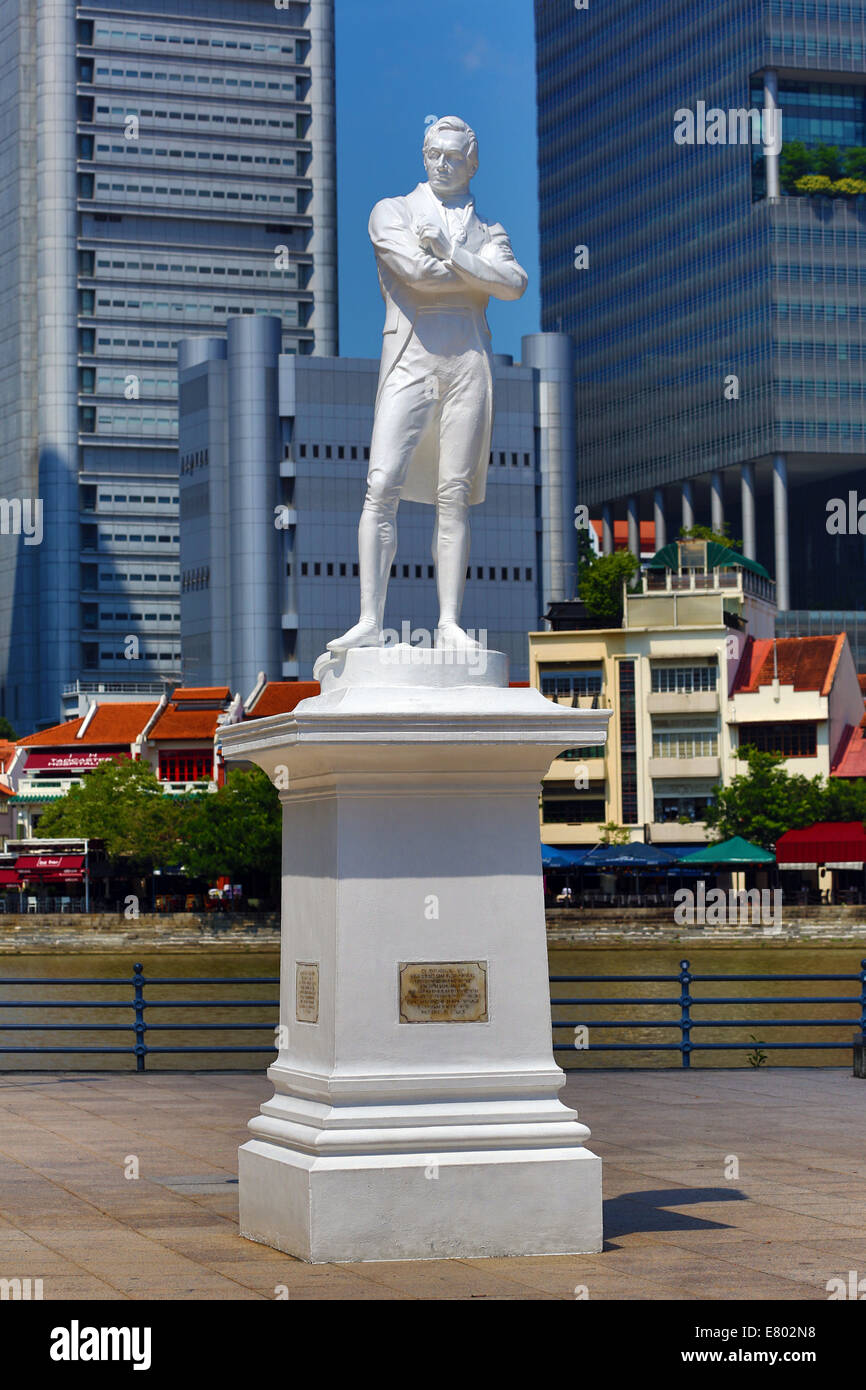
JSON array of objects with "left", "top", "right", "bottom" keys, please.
[{"left": 327, "top": 115, "right": 528, "bottom": 654}]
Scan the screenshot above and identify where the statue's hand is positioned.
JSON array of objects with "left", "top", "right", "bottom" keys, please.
[{"left": 414, "top": 220, "right": 452, "bottom": 261}]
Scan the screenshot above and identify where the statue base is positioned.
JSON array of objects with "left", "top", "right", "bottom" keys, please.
[{"left": 220, "top": 646, "right": 610, "bottom": 1262}]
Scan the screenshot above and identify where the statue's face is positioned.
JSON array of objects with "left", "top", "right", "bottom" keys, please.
[{"left": 423, "top": 131, "right": 473, "bottom": 198}]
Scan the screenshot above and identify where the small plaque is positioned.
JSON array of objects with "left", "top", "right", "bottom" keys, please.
[
  {"left": 399, "top": 961, "right": 488, "bottom": 1024},
  {"left": 295, "top": 962, "right": 319, "bottom": 1023}
]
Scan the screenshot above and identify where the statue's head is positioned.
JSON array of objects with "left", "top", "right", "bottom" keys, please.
[{"left": 422, "top": 116, "right": 478, "bottom": 198}]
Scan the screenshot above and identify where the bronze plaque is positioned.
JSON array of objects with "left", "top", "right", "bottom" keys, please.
[
  {"left": 295, "top": 962, "right": 319, "bottom": 1023},
  {"left": 399, "top": 961, "right": 488, "bottom": 1023}
]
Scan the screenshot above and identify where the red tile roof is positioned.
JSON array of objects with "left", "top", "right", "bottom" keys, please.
[
  {"left": 832, "top": 722, "right": 866, "bottom": 778},
  {"left": 171, "top": 686, "right": 231, "bottom": 703},
  {"left": 147, "top": 708, "right": 223, "bottom": 741},
  {"left": 245, "top": 682, "right": 320, "bottom": 719},
  {"left": 732, "top": 635, "right": 846, "bottom": 697},
  {"left": 19, "top": 718, "right": 83, "bottom": 747},
  {"left": 590, "top": 519, "right": 656, "bottom": 549},
  {"left": 18, "top": 704, "right": 159, "bottom": 749}
]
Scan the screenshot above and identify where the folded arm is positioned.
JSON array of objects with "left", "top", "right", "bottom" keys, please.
[
  {"left": 446, "top": 225, "right": 528, "bottom": 302},
  {"left": 369, "top": 198, "right": 464, "bottom": 294}
]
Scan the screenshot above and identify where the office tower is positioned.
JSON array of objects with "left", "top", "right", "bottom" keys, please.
[
  {"left": 177, "top": 322, "right": 579, "bottom": 689},
  {"left": 535, "top": 0, "right": 866, "bottom": 663},
  {"left": 0, "top": 0, "right": 337, "bottom": 731}
]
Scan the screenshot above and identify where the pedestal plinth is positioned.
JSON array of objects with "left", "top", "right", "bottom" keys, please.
[{"left": 219, "top": 646, "right": 610, "bottom": 1262}]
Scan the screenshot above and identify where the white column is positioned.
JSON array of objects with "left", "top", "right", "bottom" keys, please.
[
  {"left": 741, "top": 462, "right": 756, "bottom": 559},
  {"left": 626, "top": 495, "right": 639, "bottom": 558},
  {"left": 773, "top": 452, "right": 790, "bottom": 611},
  {"left": 653, "top": 488, "right": 666, "bottom": 551},
  {"left": 682, "top": 480, "right": 694, "bottom": 531},
  {"left": 710, "top": 471, "right": 725, "bottom": 534},
  {"left": 601, "top": 504, "right": 614, "bottom": 555},
  {"left": 220, "top": 647, "right": 611, "bottom": 1262},
  {"left": 763, "top": 69, "right": 781, "bottom": 202}
]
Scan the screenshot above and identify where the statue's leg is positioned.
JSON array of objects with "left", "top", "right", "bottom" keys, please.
[
  {"left": 328, "top": 364, "right": 432, "bottom": 653},
  {"left": 433, "top": 479, "right": 473, "bottom": 646},
  {"left": 434, "top": 351, "right": 491, "bottom": 650}
]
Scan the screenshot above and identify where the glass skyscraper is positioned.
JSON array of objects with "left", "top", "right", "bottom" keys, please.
[
  {"left": 535, "top": 0, "right": 866, "bottom": 661},
  {"left": 0, "top": 0, "right": 336, "bottom": 730}
]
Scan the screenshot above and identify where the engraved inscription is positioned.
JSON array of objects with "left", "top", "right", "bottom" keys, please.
[
  {"left": 399, "top": 961, "right": 488, "bottom": 1023},
  {"left": 295, "top": 962, "right": 319, "bottom": 1023}
]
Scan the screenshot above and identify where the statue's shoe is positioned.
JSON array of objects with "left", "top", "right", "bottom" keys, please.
[
  {"left": 326, "top": 619, "right": 382, "bottom": 653},
  {"left": 435, "top": 622, "right": 482, "bottom": 652}
]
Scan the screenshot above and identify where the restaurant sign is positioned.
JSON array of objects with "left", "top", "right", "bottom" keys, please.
[{"left": 25, "top": 750, "right": 126, "bottom": 772}]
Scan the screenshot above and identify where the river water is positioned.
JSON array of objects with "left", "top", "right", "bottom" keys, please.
[{"left": 0, "top": 946, "right": 862, "bottom": 1071}]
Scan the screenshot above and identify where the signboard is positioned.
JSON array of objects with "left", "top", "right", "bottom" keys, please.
[{"left": 25, "top": 750, "right": 126, "bottom": 772}]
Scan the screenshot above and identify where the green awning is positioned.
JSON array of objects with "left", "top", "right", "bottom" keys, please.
[
  {"left": 679, "top": 836, "right": 775, "bottom": 867},
  {"left": 647, "top": 542, "right": 771, "bottom": 581}
]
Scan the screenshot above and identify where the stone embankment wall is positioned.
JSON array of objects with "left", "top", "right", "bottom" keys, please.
[
  {"left": 0, "top": 912, "right": 281, "bottom": 953},
  {"left": 2, "top": 906, "right": 866, "bottom": 953},
  {"left": 547, "top": 905, "right": 866, "bottom": 947}
]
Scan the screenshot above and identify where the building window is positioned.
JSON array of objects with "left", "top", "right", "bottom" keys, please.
[
  {"left": 652, "top": 719, "right": 719, "bottom": 759},
  {"left": 159, "top": 751, "right": 212, "bottom": 782},
  {"left": 619, "top": 661, "right": 638, "bottom": 823},
  {"left": 541, "top": 667, "right": 603, "bottom": 700},
  {"left": 651, "top": 663, "right": 718, "bottom": 693},
  {"left": 738, "top": 722, "right": 817, "bottom": 758},
  {"left": 541, "top": 796, "right": 606, "bottom": 825}
]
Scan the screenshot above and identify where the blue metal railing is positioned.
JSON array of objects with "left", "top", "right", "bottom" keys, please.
[
  {"left": 551, "top": 958, "right": 866, "bottom": 1067},
  {"left": 0, "top": 964, "right": 279, "bottom": 1072},
  {"left": 1, "top": 959, "right": 864, "bottom": 1070}
]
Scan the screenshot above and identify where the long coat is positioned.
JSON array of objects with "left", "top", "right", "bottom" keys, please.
[{"left": 368, "top": 181, "right": 527, "bottom": 506}]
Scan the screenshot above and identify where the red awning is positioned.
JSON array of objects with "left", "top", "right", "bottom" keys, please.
[
  {"left": 776, "top": 822, "right": 866, "bottom": 869},
  {"left": 0, "top": 869, "right": 19, "bottom": 886},
  {"left": 15, "top": 854, "right": 86, "bottom": 879}
]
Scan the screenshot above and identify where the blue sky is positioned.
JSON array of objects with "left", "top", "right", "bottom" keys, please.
[{"left": 333, "top": 0, "right": 540, "bottom": 360}]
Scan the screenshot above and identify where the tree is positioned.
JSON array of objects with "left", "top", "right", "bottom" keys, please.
[
  {"left": 599, "top": 822, "right": 630, "bottom": 845},
  {"left": 813, "top": 145, "right": 842, "bottom": 181},
  {"left": 0, "top": 717, "right": 18, "bottom": 740},
  {"left": 578, "top": 548, "right": 639, "bottom": 624},
  {"left": 35, "top": 758, "right": 189, "bottom": 869},
  {"left": 182, "top": 767, "right": 281, "bottom": 881},
  {"left": 843, "top": 147, "right": 866, "bottom": 181},
  {"left": 704, "top": 747, "right": 825, "bottom": 850},
  {"left": 779, "top": 139, "right": 812, "bottom": 192},
  {"left": 678, "top": 523, "right": 742, "bottom": 551}
]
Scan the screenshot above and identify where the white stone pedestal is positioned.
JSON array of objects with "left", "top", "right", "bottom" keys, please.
[{"left": 219, "top": 646, "right": 610, "bottom": 1262}]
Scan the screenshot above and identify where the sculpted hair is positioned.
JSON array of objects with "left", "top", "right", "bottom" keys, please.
[{"left": 423, "top": 116, "right": 479, "bottom": 177}]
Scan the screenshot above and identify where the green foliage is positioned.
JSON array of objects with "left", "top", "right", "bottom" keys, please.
[
  {"left": 181, "top": 767, "right": 281, "bottom": 881},
  {"left": 794, "top": 175, "right": 835, "bottom": 196},
  {"left": 678, "top": 523, "right": 742, "bottom": 552},
  {"left": 747, "top": 1035, "right": 768, "bottom": 1068},
  {"left": 599, "top": 821, "right": 630, "bottom": 845},
  {"left": 35, "top": 758, "right": 188, "bottom": 870},
  {"left": 0, "top": 717, "right": 18, "bottom": 740},
  {"left": 578, "top": 548, "right": 639, "bottom": 624},
  {"left": 831, "top": 178, "right": 866, "bottom": 198},
  {"left": 843, "top": 147, "right": 866, "bottom": 180},
  {"left": 703, "top": 746, "right": 866, "bottom": 850},
  {"left": 779, "top": 139, "right": 812, "bottom": 191},
  {"left": 813, "top": 144, "right": 842, "bottom": 180},
  {"left": 783, "top": 144, "right": 866, "bottom": 198},
  {"left": 37, "top": 761, "right": 282, "bottom": 883}
]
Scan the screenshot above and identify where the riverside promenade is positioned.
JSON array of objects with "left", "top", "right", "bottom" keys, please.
[{"left": 0, "top": 1070, "right": 862, "bottom": 1300}]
